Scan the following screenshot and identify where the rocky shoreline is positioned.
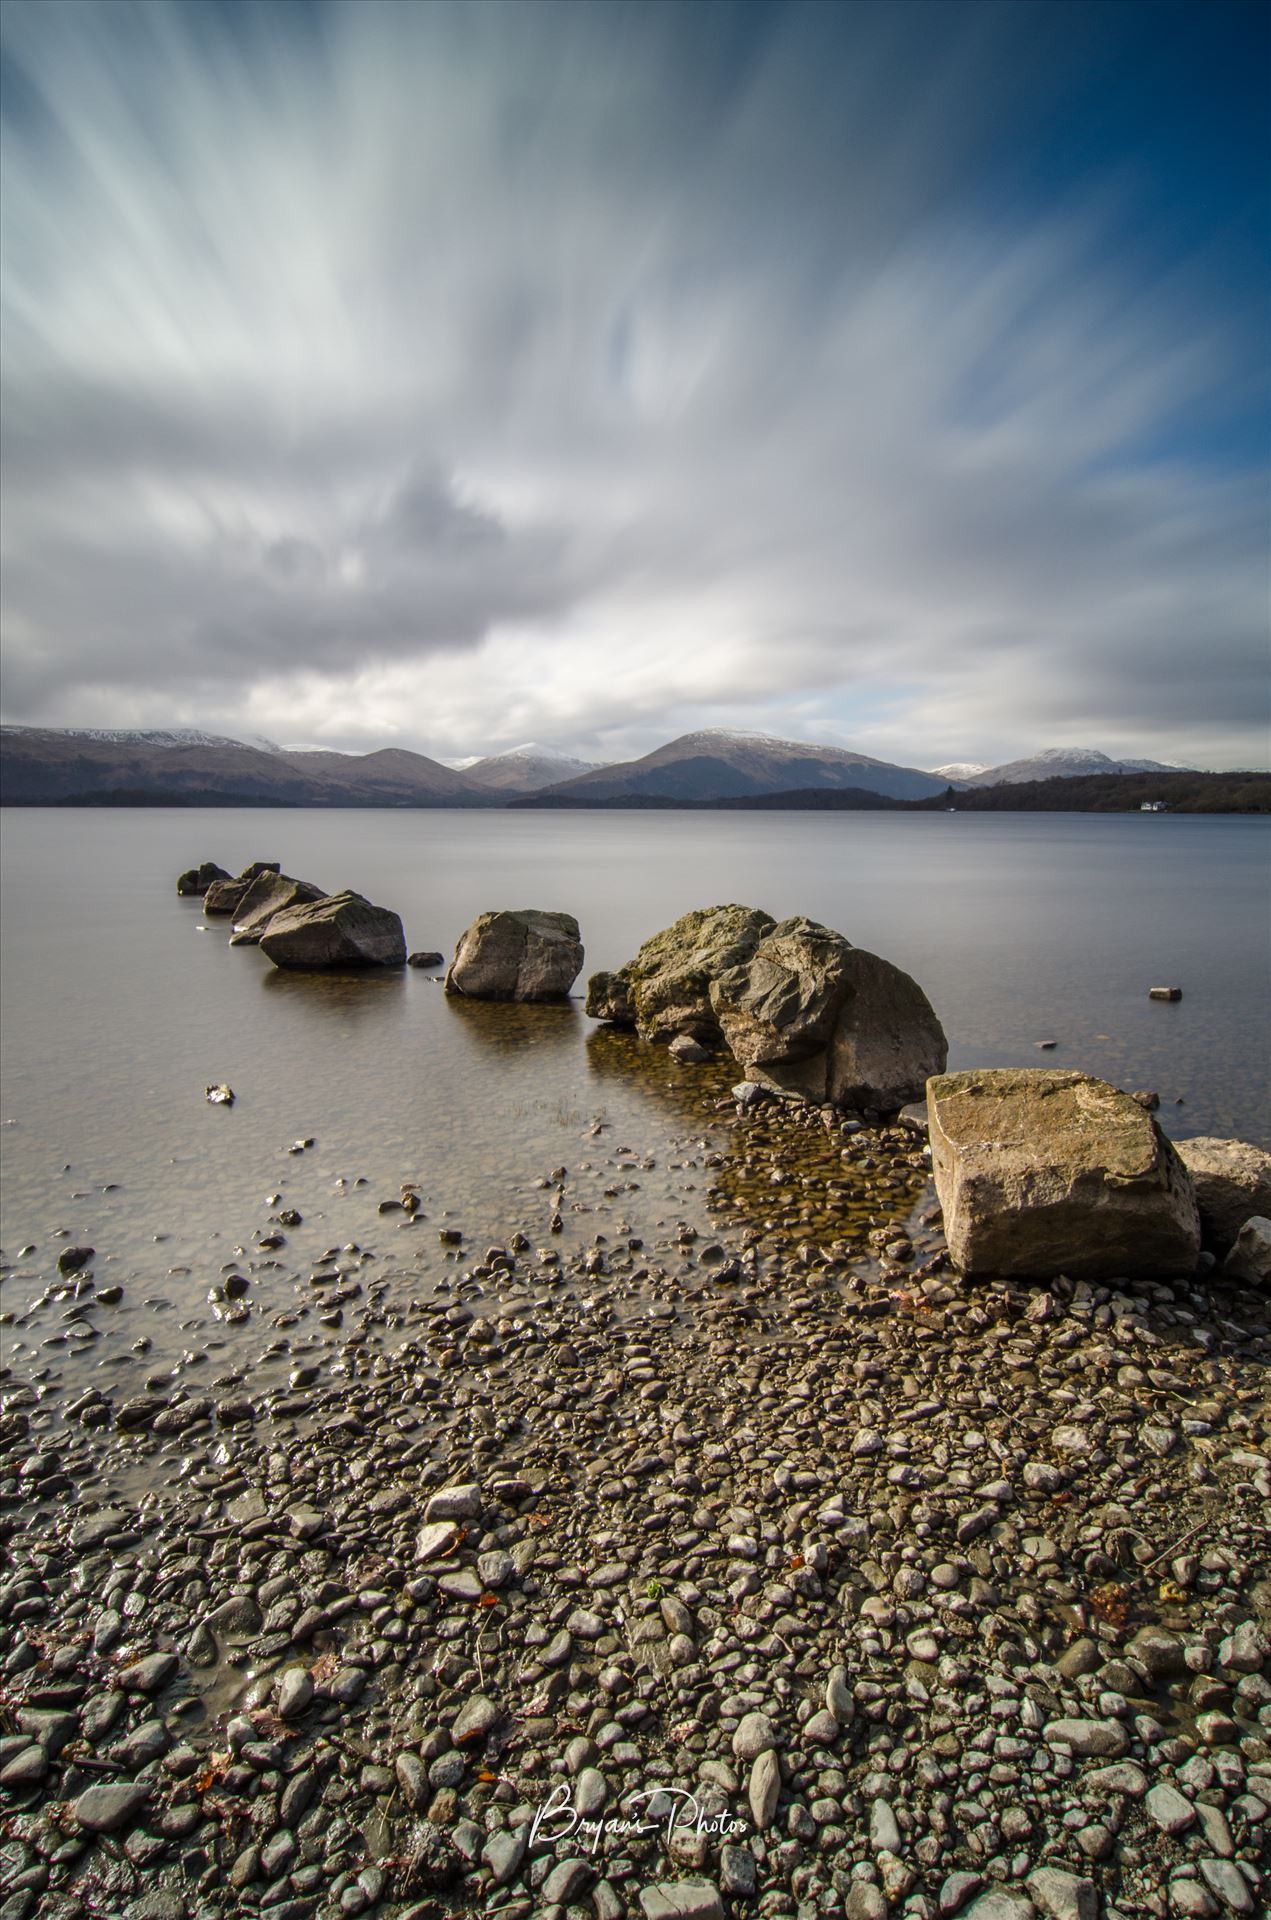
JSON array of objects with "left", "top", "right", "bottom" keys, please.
[{"left": 2, "top": 1088, "right": 1269, "bottom": 1920}]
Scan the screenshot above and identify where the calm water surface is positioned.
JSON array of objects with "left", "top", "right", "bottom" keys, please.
[{"left": 1, "top": 808, "right": 1267, "bottom": 1399}]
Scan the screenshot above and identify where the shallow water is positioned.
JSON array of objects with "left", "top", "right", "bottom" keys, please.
[{"left": 1, "top": 807, "right": 1267, "bottom": 1400}]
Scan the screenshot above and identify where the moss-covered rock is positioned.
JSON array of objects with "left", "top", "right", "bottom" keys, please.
[{"left": 585, "top": 905, "right": 775, "bottom": 1044}]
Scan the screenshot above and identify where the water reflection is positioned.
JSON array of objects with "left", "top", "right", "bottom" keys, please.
[
  {"left": 584, "top": 1023, "right": 735, "bottom": 1113},
  {"left": 260, "top": 967, "right": 408, "bottom": 1014},
  {"left": 443, "top": 993, "right": 582, "bottom": 1055}
]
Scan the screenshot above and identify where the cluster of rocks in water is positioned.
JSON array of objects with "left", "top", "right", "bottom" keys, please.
[
  {"left": 179, "top": 862, "right": 406, "bottom": 970},
  {"left": 0, "top": 1080, "right": 1268, "bottom": 1920}
]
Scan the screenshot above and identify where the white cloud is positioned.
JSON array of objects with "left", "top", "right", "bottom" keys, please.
[{"left": 1, "top": 0, "right": 1266, "bottom": 769}]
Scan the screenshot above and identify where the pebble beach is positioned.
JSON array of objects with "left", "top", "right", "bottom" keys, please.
[{"left": 2, "top": 1086, "right": 1268, "bottom": 1920}]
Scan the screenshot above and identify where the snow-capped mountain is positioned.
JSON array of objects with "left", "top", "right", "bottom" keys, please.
[
  {"left": 930, "top": 762, "right": 990, "bottom": 782},
  {"left": 531, "top": 728, "right": 948, "bottom": 803},
  {"left": 463, "top": 745, "right": 603, "bottom": 793},
  {"left": 0, "top": 724, "right": 283, "bottom": 753},
  {"left": 0, "top": 726, "right": 489, "bottom": 804},
  {"left": 972, "top": 747, "right": 1190, "bottom": 786}
]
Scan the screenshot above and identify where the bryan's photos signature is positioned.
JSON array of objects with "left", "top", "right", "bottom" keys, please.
[{"left": 530, "top": 1783, "right": 747, "bottom": 1855}]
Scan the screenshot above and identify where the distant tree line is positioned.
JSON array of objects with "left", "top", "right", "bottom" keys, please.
[
  {"left": 912, "top": 771, "right": 1270, "bottom": 813},
  {"left": 15, "top": 769, "right": 1269, "bottom": 812}
]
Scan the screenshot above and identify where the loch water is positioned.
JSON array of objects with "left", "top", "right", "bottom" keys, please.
[{"left": 1, "top": 807, "right": 1267, "bottom": 1401}]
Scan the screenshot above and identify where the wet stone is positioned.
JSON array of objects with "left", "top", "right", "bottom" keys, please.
[{"left": 75, "top": 1782, "right": 151, "bottom": 1833}]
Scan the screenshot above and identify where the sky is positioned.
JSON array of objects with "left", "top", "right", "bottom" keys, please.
[{"left": 1, "top": 0, "right": 1267, "bottom": 771}]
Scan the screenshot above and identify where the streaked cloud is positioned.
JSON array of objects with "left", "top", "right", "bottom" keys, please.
[{"left": 2, "top": 0, "right": 1266, "bottom": 768}]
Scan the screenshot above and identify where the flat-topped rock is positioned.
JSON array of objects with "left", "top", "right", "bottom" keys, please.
[
  {"left": 445, "top": 909, "right": 583, "bottom": 1001},
  {"left": 259, "top": 890, "right": 405, "bottom": 970},
  {"left": 928, "top": 1068, "right": 1200, "bottom": 1280}
]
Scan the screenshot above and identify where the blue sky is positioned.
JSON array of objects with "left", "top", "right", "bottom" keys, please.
[{"left": 1, "top": 0, "right": 1267, "bottom": 768}]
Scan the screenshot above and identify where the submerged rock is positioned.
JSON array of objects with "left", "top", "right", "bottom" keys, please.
[
  {"left": 586, "top": 904, "right": 775, "bottom": 1044},
  {"left": 1175, "top": 1136, "right": 1271, "bottom": 1254},
  {"left": 259, "top": 890, "right": 406, "bottom": 970},
  {"left": 229, "top": 871, "right": 326, "bottom": 945},
  {"left": 711, "top": 915, "right": 947, "bottom": 1110},
  {"left": 445, "top": 909, "right": 583, "bottom": 1001},
  {"left": 928, "top": 1068, "right": 1201, "bottom": 1280}
]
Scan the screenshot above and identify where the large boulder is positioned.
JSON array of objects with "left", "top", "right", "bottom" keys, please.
[
  {"left": 177, "top": 861, "right": 231, "bottom": 897},
  {"left": 204, "top": 862, "right": 281, "bottom": 917},
  {"left": 229, "top": 872, "right": 327, "bottom": 946},
  {"left": 1174, "top": 1137, "right": 1271, "bottom": 1255},
  {"left": 710, "top": 916, "right": 947, "bottom": 1110},
  {"left": 585, "top": 906, "right": 775, "bottom": 1045},
  {"left": 445, "top": 910, "right": 583, "bottom": 1002},
  {"left": 259, "top": 891, "right": 405, "bottom": 969},
  {"left": 927, "top": 1068, "right": 1201, "bottom": 1280}
]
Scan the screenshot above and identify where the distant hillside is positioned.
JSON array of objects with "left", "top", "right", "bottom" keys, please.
[
  {"left": 970, "top": 746, "right": 1189, "bottom": 785},
  {"left": 513, "top": 772, "right": 1269, "bottom": 814},
  {"left": 0, "top": 727, "right": 496, "bottom": 806},
  {"left": 533, "top": 728, "right": 947, "bottom": 803},
  {"left": 916, "top": 771, "right": 1270, "bottom": 813},
  {"left": 512, "top": 784, "right": 899, "bottom": 811},
  {"left": 463, "top": 746, "right": 602, "bottom": 793}
]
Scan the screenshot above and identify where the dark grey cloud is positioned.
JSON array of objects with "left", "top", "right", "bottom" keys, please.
[{"left": 0, "top": 0, "right": 1266, "bottom": 767}]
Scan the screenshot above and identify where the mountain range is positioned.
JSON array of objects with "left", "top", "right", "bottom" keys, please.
[
  {"left": 963, "top": 747, "right": 1187, "bottom": 785},
  {"left": 0, "top": 724, "right": 1202, "bottom": 808}
]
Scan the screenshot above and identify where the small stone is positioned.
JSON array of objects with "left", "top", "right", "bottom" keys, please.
[
  {"left": 424, "top": 1483, "right": 481, "bottom": 1521},
  {"left": 940, "top": 1874, "right": 985, "bottom": 1916},
  {"left": 1218, "top": 1621, "right": 1267, "bottom": 1672},
  {"left": 748, "top": 1748, "right": 781, "bottom": 1830},
  {"left": 1056, "top": 1638, "right": 1101, "bottom": 1679},
  {"left": 451, "top": 1693, "right": 500, "bottom": 1744},
  {"left": 825, "top": 1665, "right": 854, "bottom": 1721},
  {"left": 75, "top": 1782, "right": 150, "bottom": 1832},
  {"left": 732, "top": 1711, "right": 777, "bottom": 1761},
  {"left": 395, "top": 1753, "right": 428, "bottom": 1811},
  {"left": 483, "top": 1824, "right": 528, "bottom": 1886},
  {"left": 276, "top": 1668, "right": 314, "bottom": 1719},
  {"left": 0, "top": 1745, "right": 48, "bottom": 1789},
  {"left": 1027, "top": 1867, "right": 1098, "bottom": 1920},
  {"left": 543, "top": 1857, "right": 593, "bottom": 1905},
  {"left": 1198, "top": 1860, "right": 1255, "bottom": 1915},
  {"left": 720, "top": 1845, "right": 758, "bottom": 1898},
  {"left": 118, "top": 1653, "right": 178, "bottom": 1696},
  {"left": 870, "top": 1797, "right": 902, "bottom": 1853},
  {"left": 575, "top": 1767, "right": 608, "bottom": 1815},
  {"left": 846, "top": 1887, "right": 889, "bottom": 1920},
  {"left": 639, "top": 1884, "right": 726, "bottom": 1920},
  {"left": 964, "top": 1897, "right": 1035, "bottom": 1920},
  {"left": 416, "top": 1521, "right": 461, "bottom": 1561},
  {"left": 1043, "top": 1717, "right": 1130, "bottom": 1758},
  {"left": 1081, "top": 1761, "right": 1148, "bottom": 1797},
  {"left": 1146, "top": 1783, "right": 1196, "bottom": 1835}
]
